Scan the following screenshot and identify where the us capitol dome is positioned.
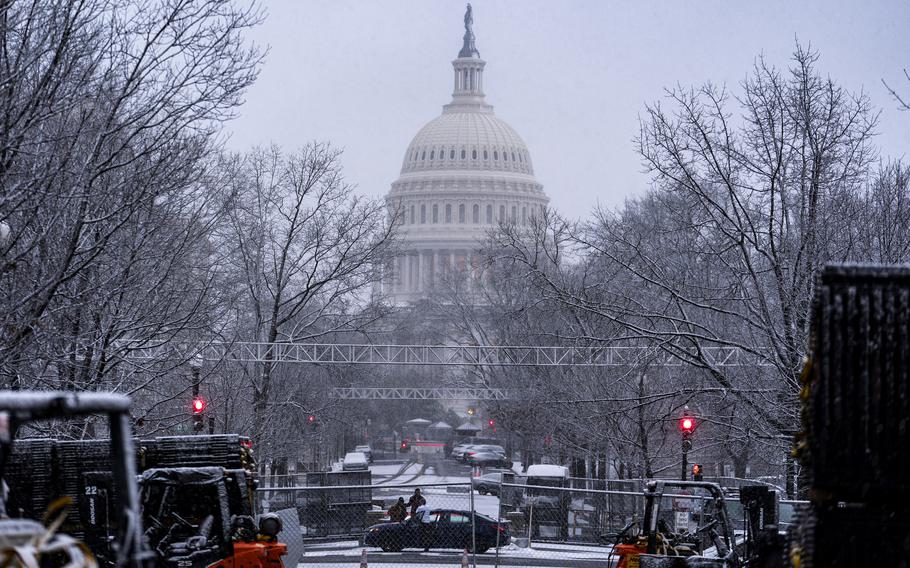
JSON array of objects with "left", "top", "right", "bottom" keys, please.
[{"left": 383, "top": 4, "right": 549, "bottom": 304}]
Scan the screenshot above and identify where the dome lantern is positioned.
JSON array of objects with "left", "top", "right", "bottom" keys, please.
[{"left": 449, "top": 4, "right": 487, "bottom": 111}]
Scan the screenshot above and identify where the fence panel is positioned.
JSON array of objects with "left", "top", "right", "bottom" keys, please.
[{"left": 255, "top": 474, "right": 807, "bottom": 567}]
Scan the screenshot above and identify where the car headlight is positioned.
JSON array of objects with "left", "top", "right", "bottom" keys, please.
[
  {"left": 259, "top": 514, "right": 283, "bottom": 537},
  {"left": 369, "top": 527, "right": 379, "bottom": 532}
]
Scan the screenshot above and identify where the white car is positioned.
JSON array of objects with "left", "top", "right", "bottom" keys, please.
[
  {"left": 471, "top": 444, "right": 506, "bottom": 456},
  {"left": 342, "top": 451, "right": 369, "bottom": 471},
  {"left": 451, "top": 443, "right": 476, "bottom": 461}
]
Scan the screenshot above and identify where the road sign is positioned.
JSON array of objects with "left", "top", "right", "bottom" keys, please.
[{"left": 674, "top": 511, "right": 690, "bottom": 533}]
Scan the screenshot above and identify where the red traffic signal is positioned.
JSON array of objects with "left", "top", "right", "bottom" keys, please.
[
  {"left": 307, "top": 414, "right": 316, "bottom": 423},
  {"left": 488, "top": 419, "right": 495, "bottom": 427},
  {"left": 680, "top": 417, "right": 694, "bottom": 433},
  {"left": 192, "top": 397, "right": 206, "bottom": 414}
]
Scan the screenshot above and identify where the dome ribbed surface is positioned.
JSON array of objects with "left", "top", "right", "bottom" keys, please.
[{"left": 400, "top": 111, "right": 534, "bottom": 176}]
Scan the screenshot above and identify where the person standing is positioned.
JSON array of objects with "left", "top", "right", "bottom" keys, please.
[
  {"left": 414, "top": 502, "right": 434, "bottom": 551},
  {"left": 406, "top": 488, "right": 425, "bottom": 517},
  {"left": 389, "top": 497, "right": 407, "bottom": 522}
]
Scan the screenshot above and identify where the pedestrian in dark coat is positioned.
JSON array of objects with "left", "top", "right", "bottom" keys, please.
[
  {"left": 389, "top": 497, "right": 407, "bottom": 522},
  {"left": 406, "top": 488, "right": 426, "bottom": 517}
]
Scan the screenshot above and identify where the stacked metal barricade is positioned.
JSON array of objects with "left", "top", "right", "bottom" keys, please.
[{"left": 795, "top": 264, "right": 910, "bottom": 565}]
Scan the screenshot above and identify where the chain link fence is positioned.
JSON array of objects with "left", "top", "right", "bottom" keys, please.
[{"left": 254, "top": 466, "right": 806, "bottom": 567}]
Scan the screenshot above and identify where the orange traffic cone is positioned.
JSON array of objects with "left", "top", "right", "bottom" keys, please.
[
  {"left": 462, "top": 548, "right": 470, "bottom": 568},
  {"left": 360, "top": 548, "right": 368, "bottom": 568}
]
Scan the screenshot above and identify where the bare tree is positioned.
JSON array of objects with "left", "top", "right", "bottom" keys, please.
[
  {"left": 883, "top": 69, "right": 910, "bottom": 110},
  {"left": 0, "top": 0, "right": 263, "bottom": 392},
  {"left": 480, "top": 45, "right": 880, "bottom": 494},
  {"left": 220, "top": 143, "right": 397, "bottom": 452}
]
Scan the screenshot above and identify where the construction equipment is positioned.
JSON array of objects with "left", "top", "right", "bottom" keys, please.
[
  {"left": 0, "top": 393, "right": 287, "bottom": 567},
  {"left": 610, "top": 480, "right": 739, "bottom": 568},
  {"left": 139, "top": 467, "right": 286, "bottom": 567},
  {"left": 0, "top": 391, "right": 150, "bottom": 567}
]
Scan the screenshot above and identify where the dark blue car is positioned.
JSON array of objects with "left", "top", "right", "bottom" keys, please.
[{"left": 363, "top": 509, "right": 510, "bottom": 553}]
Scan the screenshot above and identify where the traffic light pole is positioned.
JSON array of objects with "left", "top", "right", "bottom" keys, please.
[
  {"left": 681, "top": 436, "right": 690, "bottom": 481},
  {"left": 679, "top": 410, "right": 694, "bottom": 481}
]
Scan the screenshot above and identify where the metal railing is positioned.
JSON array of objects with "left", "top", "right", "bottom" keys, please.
[{"left": 119, "top": 340, "right": 772, "bottom": 367}]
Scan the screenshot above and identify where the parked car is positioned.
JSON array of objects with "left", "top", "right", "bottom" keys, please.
[
  {"left": 472, "top": 444, "right": 506, "bottom": 455},
  {"left": 355, "top": 444, "right": 373, "bottom": 463},
  {"left": 364, "top": 509, "right": 510, "bottom": 553},
  {"left": 472, "top": 472, "right": 503, "bottom": 496},
  {"left": 466, "top": 452, "right": 512, "bottom": 469},
  {"left": 342, "top": 451, "right": 369, "bottom": 471},
  {"left": 450, "top": 443, "right": 474, "bottom": 461}
]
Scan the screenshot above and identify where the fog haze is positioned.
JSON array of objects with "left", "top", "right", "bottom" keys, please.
[{"left": 227, "top": 0, "right": 910, "bottom": 219}]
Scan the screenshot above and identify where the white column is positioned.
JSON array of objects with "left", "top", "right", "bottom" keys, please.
[
  {"left": 416, "top": 252, "right": 424, "bottom": 292},
  {"left": 407, "top": 253, "right": 414, "bottom": 292},
  {"left": 432, "top": 251, "right": 439, "bottom": 287}
]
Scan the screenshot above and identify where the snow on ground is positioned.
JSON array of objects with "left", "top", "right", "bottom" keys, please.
[
  {"left": 370, "top": 462, "right": 417, "bottom": 477},
  {"left": 298, "top": 540, "right": 616, "bottom": 567}
]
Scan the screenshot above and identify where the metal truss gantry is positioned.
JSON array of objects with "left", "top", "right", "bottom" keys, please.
[
  {"left": 122, "top": 341, "right": 769, "bottom": 367},
  {"left": 330, "top": 387, "right": 513, "bottom": 400}
]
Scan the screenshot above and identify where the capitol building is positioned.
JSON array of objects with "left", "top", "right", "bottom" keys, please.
[{"left": 383, "top": 5, "right": 549, "bottom": 305}]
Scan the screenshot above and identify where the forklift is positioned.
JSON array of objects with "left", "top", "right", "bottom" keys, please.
[
  {"left": 0, "top": 391, "right": 149, "bottom": 567},
  {"left": 610, "top": 480, "right": 740, "bottom": 568},
  {"left": 0, "top": 390, "right": 288, "bottom": 568}
]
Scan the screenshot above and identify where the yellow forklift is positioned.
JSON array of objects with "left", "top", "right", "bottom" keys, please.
[{"left": 610, "top": 480, "right": 741, "bottom": 568}]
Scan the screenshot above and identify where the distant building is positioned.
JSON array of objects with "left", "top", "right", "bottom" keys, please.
[{"left": 383, "top": 6, "right": 549, "bottom": 305}]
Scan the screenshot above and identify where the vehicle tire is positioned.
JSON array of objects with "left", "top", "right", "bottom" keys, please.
[
  {"left": 476, "top": 546, "right": 489, "bottom": 554},
  {"left": 380, "top": 539, "right": 402, "bottom": 553},
  {"left": 478, "top": 488, "right": 487, "bottom": 495}
]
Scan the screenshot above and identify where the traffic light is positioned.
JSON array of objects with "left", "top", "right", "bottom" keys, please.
[
  {"left": 692, "top": 463, "right": 703, "bottom": 481},
  {"left": 307, "top": 414, "right": 317, "bottom": 431},
  {"left": 488, "top": 419, "right": 495, "bottom": 427},
  {"left": 680, "top": 416, "right": 694, "bottom": 434},
  {"left": 192, "top": 396, "right": 205, "bottom": 432},
  {"left": 680, "top": 413, "right": 695, "bottom": 452}
]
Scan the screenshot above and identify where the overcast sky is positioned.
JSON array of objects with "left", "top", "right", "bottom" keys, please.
[{"left": 226, "top": 0, "right": 910, "bottom": 220}]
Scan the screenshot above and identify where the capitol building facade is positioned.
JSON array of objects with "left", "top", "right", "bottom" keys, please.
[{"left": 383, "top": 6, "right": 549, "bottom": 305}]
